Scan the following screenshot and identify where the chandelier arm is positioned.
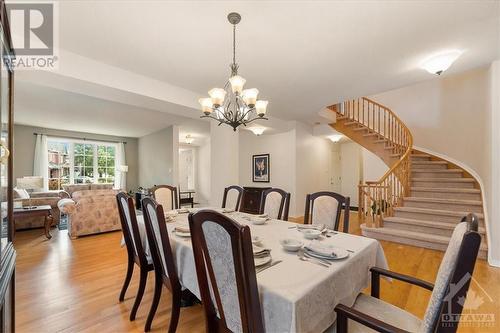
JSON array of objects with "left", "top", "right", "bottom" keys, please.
[
  {"left": 241, "top": 116, "right": 268, "bottom": 125},
  {"left": 238, "top": 106, "right": 256, "bottom": 123},
  {"left": 221, "top": 103, "right": 237, "bottom": 124}
]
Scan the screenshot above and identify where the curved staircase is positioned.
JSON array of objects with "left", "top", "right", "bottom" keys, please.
[{"left": 328, "top": 98, "right": 488, "bottom": 259}]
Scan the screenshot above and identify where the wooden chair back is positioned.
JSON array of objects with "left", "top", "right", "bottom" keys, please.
[
  {"left": 188, "top": 210, "right": 264, "bottom": 333},
  {"left": 260, "top": 188, "right": 290, "bottom": 220},
  {"left": 221, "top": 185, "right": 244, "bottom": 211},
  {"left": 142, "top": 197, "right": 182, "bottom": 293},
  {"left": 151, "top": 185, "right": 178, "bottom": 211},
  {"left": 116, "top": 192, "right": 148, "bottom": 266},
  {"left": 304, "top": 191, "right": 350, "bottom": 232}
]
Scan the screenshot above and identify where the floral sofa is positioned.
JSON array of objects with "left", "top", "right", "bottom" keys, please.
[
  {"left": 13, "top": 189, "right": 69, "bottom": 230},
  {"left": 58, "top": 186, "right": 122, "bottom": 239}
]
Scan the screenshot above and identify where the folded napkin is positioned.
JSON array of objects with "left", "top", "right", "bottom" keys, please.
[
  {"left": 253, "top": 244, "right": 271, "bottom": 258},
  {"left": 174, "top": 226, "right": 190, "bottom": 233},
  {"left": 305, "top": 242, "right": 337, "bottom": 258},
  {"left": 256, "top": 213, "right": 268, "bottom": 218}
]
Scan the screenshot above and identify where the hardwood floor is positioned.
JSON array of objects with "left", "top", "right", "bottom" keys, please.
[{"left": 15, "top": 214, "right": 500, "bottom": 332}]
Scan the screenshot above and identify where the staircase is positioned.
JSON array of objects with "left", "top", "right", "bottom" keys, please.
[{"left": 329, "top": 98, "right": 488, "bottom": 259}]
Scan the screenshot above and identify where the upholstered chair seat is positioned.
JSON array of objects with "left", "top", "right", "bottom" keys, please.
[{"left": 348, "top": 294, "right": 422, "bottom": 332}]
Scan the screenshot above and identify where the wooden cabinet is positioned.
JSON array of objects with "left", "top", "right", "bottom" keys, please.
[{"left": 240, "top": 187, "right": 271, "bottom": 215}]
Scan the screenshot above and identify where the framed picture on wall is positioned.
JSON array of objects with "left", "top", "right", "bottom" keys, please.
[{"left": 252, "top": 154, "right": 270, "bottom": 182}]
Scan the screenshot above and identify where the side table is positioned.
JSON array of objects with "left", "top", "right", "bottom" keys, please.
[{"left": 13, "top": 205, "right": 54, "bottom": 239}]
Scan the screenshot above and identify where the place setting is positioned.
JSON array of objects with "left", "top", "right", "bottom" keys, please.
[
  {"left": 240, "top": 213, "right": 271, "bottom": 225},
  {"left": 279, "top": 236, "right": 350, "bottom": 268},
  {"left": 252, "top": 237, "right": 282, "bottom": 273}
]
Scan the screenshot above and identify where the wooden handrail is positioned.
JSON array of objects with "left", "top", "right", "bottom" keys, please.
[{"left": 331, "top": 97, "right": 413, "bottom": 227}]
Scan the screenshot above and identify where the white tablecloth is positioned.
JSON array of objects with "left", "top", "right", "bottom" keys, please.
[{"left": 123, "top": 209, "right": 388, "bottom": 333}]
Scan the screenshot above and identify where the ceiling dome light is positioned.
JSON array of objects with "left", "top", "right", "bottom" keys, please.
[
  {"left": 421, "top": 50, "right": 462, "bottom": 75},
  {"left": 185, "top": 135, "right": 194, "bottom": 144},
  {"left": 249, "top": 127, "right": 265, "bottom": 136},
  {"left": 329, "top": 134, "right": 343, "bottom": 143}
]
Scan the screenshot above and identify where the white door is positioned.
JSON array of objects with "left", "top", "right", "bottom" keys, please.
[{"left": 330, "top": 147, "right": 342, "bottom": 193}]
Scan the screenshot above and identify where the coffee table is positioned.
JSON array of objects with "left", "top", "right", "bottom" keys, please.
[{"left": 13, "top": 205, "right": 54, "bottom": 239}]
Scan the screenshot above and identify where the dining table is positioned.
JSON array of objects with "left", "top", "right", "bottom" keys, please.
[{"left": 126, "top": 208, "right": 389, "bottom": 333}]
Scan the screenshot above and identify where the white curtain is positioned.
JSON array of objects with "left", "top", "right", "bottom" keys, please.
[
  {"left": 117, "top": 142, "right": 126, "bottom": 190},
  {"left": 33, "top": 134, "right": 48, "bottom": 191}
]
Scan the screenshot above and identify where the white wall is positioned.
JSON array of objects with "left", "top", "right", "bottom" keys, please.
[
  {"left": 209, "top": 123, "right": 239, "bottom": 207},
  {"left": 488, "top": 60, "right": 500, "bottom": 266},
  {"left": 138, "top": 125, "right": 178, "bottom": 188},
  {"left": 196, "top": 139, "right": 211, "bottom": 205},
  {"left": 239, "top": 129, "right": 297, "bottom": 213},
  {"left": 295, "top": 123, "right": 332, "bottom": 216}
]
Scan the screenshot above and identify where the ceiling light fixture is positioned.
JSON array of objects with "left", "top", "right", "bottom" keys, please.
[
  {"left": 329, "top": 134, "right": 343, "bottom": 143},
  {"left": 249, "top": 127, "right": 265, "bottom": 136},
  {"left": 421, "top": 50, "right": 462, "bottom": 75},
  {"left": 185, "top": 135, "right": 194, "bottom": 144},
  {"left": 198, "top": 12, "right": 269, "bottom": 131}
]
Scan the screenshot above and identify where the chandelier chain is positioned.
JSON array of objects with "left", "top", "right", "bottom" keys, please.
[{"left": 233, "top": 23, "right": 236, "bottom": 66}]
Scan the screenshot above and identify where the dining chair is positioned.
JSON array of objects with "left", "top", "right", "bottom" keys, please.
[
  {"left": 116, "top": 192, "right": 154, "bottom": 322},
  {"left": 335, "top": 213, "right": 482, "bottom": 333},
  {"left": 304, "top": 191, "right": 350, "bottom": 232},
  {"left": 178, "top": 185, "right": 195, "bottom": 208},
  {"left": 260, "top": 188, "right": 291, "bottom": 221},
  {"left": 221, "top": 185, "right": 244, "bottom": 211},
  {"left": 142, "top": 197, "right": 182, "bottom": 332},
  {"left": 188, "top": 210, "right": 265, "bottom": 333},
  {"left": 151, "top": 185, "right": 178, "bottom": 211}
]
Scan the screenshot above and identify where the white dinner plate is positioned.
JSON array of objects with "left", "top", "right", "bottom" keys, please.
[
  {"left": 305, "top": 247, "right": 349, "bottom": 260},
  {"left": 254, "top": 255, "right": 272, "bottom": 267}
]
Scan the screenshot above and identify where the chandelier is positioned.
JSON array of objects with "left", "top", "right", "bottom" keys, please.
[{"left": 198, "top": 12, "right": 268, "bottom": 131}]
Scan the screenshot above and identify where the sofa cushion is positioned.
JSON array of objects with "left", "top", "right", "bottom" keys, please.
[
  {"left": 90, "top": 184, "right": 114, "bottom": 191},
  {"left": 14, "top": 188, "right": 30, "bottom": 199},
  {"left": 63, "top": 184, "right": 90, "bottom": 196},
  {"left": 71, "top": 189, "right": 118, "bottom": 201}
]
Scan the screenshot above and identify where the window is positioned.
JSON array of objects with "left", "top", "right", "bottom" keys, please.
[{"left": 47, "top": 138, "right": 118, "bottom": 190}]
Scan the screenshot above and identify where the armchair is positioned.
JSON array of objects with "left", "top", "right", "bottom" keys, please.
[
  {"left": 334, "top": 214, "right": 481, "bottom": 333},
  {"left": 60, "top": 189, "right": 121, "bottom": 239}
]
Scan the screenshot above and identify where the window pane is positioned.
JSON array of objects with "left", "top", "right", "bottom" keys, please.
[
  {"left": 84, "top": 144, "right": 94, "bottom": 155},
  {"left": 97, "top": 178, "right": 106, "bottom": 183},
  {"left": 74, "top": 143, "right": 84, "bottom": 155},
  {"left": 83, "top": 167, "right": 93, "bottom": 178},
  {"left": 74, "top": 167, "right": 82, "bottom": 177},
  {"left": 97, "top": 145, "right": 107, "bottom": 156},
  {"left": 107, "top": 167, "right": 115, "bottom": 177},
  {"left": 84, "top": 156, "right": 93, "bottom": 167},
  {"left": 98, "top": 156, "right": 106, "bottom": 168},
  {"left": 74, "top": 155, "right": 84, "bottom": 167},
  {"left": 106, "top": 178, "right": 114, "bottom": 183},
  {"left": 48, "top": 179, "right": 59, "bottom": 191},
  {"left": 75, "top": 178, "right": 83, "bottom": 184},
  {"left": 107, "top": 158, "right": 115, "bottom": 168},
  {"left": 107, "top": 146, "right": 115, "bottom": 156}
]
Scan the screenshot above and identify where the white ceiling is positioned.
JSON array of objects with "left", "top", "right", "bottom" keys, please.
[
  {"left": 14, "top": 81, "right": 210, "bottom": 138},
  {"left": 12, "top": 1, "right": 500, "bottom": 136}
]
